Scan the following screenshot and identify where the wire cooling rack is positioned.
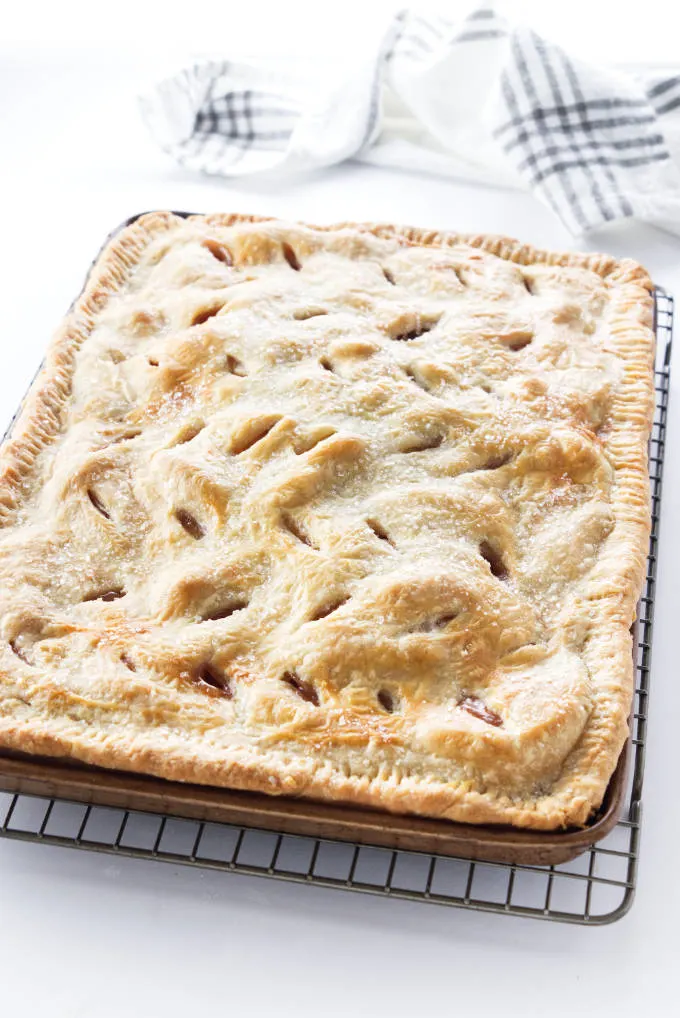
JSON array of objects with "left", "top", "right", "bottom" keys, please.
[{"left": 0, "top": 293, "right": 672, "bottom": 925}]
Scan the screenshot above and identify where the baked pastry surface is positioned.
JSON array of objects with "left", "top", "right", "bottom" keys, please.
[{"left": 0, "top": 213, "right": 654, "bottom": 829}]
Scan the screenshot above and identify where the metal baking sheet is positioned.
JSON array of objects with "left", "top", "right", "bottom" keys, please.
[{"left": 0, "top": 735, "right": 629, "bottom": 866}]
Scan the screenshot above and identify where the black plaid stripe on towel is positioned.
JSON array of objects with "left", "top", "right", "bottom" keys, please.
[{"left": 140, "top": 5, "right": 680, "bottom": 236}]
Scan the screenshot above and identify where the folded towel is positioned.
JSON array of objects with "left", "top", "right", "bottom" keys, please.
[{"left": 139, "top": 4, "right": 680, "bottom": 237}]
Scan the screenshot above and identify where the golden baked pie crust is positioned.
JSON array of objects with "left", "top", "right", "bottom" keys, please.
[{"left": 0, "top": 212, "right": 654, "bottom": 829}]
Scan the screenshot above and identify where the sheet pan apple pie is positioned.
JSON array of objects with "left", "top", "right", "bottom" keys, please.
[{"left": 0, "top": 213, "right": 655, "bottom": 829}]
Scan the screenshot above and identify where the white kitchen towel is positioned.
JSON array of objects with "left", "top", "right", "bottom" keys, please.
[{"left": 139, "top": 4, "right": 680, "bottom": 237}]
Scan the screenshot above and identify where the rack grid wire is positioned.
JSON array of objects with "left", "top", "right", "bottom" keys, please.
[{"left": 0, "top": 292, "right": 672, "bottom": 925}]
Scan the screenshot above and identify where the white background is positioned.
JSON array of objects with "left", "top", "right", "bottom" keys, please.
[{"left": 1, "top": 2, "right": 680, "bottom": 1014}]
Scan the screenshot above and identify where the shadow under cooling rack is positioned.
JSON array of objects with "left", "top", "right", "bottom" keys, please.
[{"left": 0, "top": 292, "right": 672, "bottom": 926}]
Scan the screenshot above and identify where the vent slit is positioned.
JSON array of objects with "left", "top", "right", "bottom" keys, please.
[
  {"left": 174, "top": 509, "right": 205, "bottom": 540},
  {"left": 479, "top": 540, "right": 508, "bottom": 580},
  {"left": 173, "top": 422, "right": 205, "bottom": 446},
  {"left": 366, "top": 518, "right": 395, "bottom": 547},
  {"left": 459, "top": 695, "right": 503, "bottom": 727},
  {"left": 403, "top": 365, "right": 431, "bottom": 393},
  {"left": 83, "top": 588, "right": 125, "bottom": 603},
  {"left": 282, "top": 670, "right": 319, "bottom": 705},
  {"left": 282, "top": 242, "right": 301, "bottom": 271},
  {"left": 310, "top": 596, "right": 349, "bottom": 622},
  {"left": 109, "top": 428, "right": 142, "bottom": 444},
  {"left": 224, "top": 353, "right": 247, "bottom": 376},
  {"left": 505, "top": 332, "right": 533, "bottom": 352},
  {"left": 203, "top": 238, "right": 233, "bottom": 265},
  {"left": 417, "top": 612, "right": 458, "bottom": 632},
  {"left": 390, "top": 314, "right": 441, "bottom": 342},
  {"left": 281, "top": 512, "right": 316, "bottom": 548},
  {"left": 9, "top": 639, "right": 30, "bottom": 664},
  {"left": 195, "top": 663, "right": 233, "bottom": 698},
  {"left": 482, "top": 452, "right": 512, "bottom": 470},
  {"left": 192, "top": 304, "right": 223, "bottom": 326},
  {"left": 294, "top": 429, "right": 336, "bottom": 455},
  {"left": 231, "top": 417, "right": 281, "bottom": 455},
  {"left": 87, "top": 488, "right": 110, "bottom": 520},
  {"left": 200, "top": 600, "right": 249, "bottom": 622},
  {"left": 401, "top": 432, "right": 444, "bottom": 453},
  {"left": 377, "top": 688, "right": 397, "bottom": 713}
]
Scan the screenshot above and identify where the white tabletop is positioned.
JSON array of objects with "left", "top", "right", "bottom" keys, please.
[{"left": 1, "top": 35, "right": 680, "bottom": 1018}]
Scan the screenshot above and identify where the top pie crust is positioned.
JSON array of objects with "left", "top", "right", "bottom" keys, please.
[{"left": 0, "top": 212, "right": 655, "bottom": 829}]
